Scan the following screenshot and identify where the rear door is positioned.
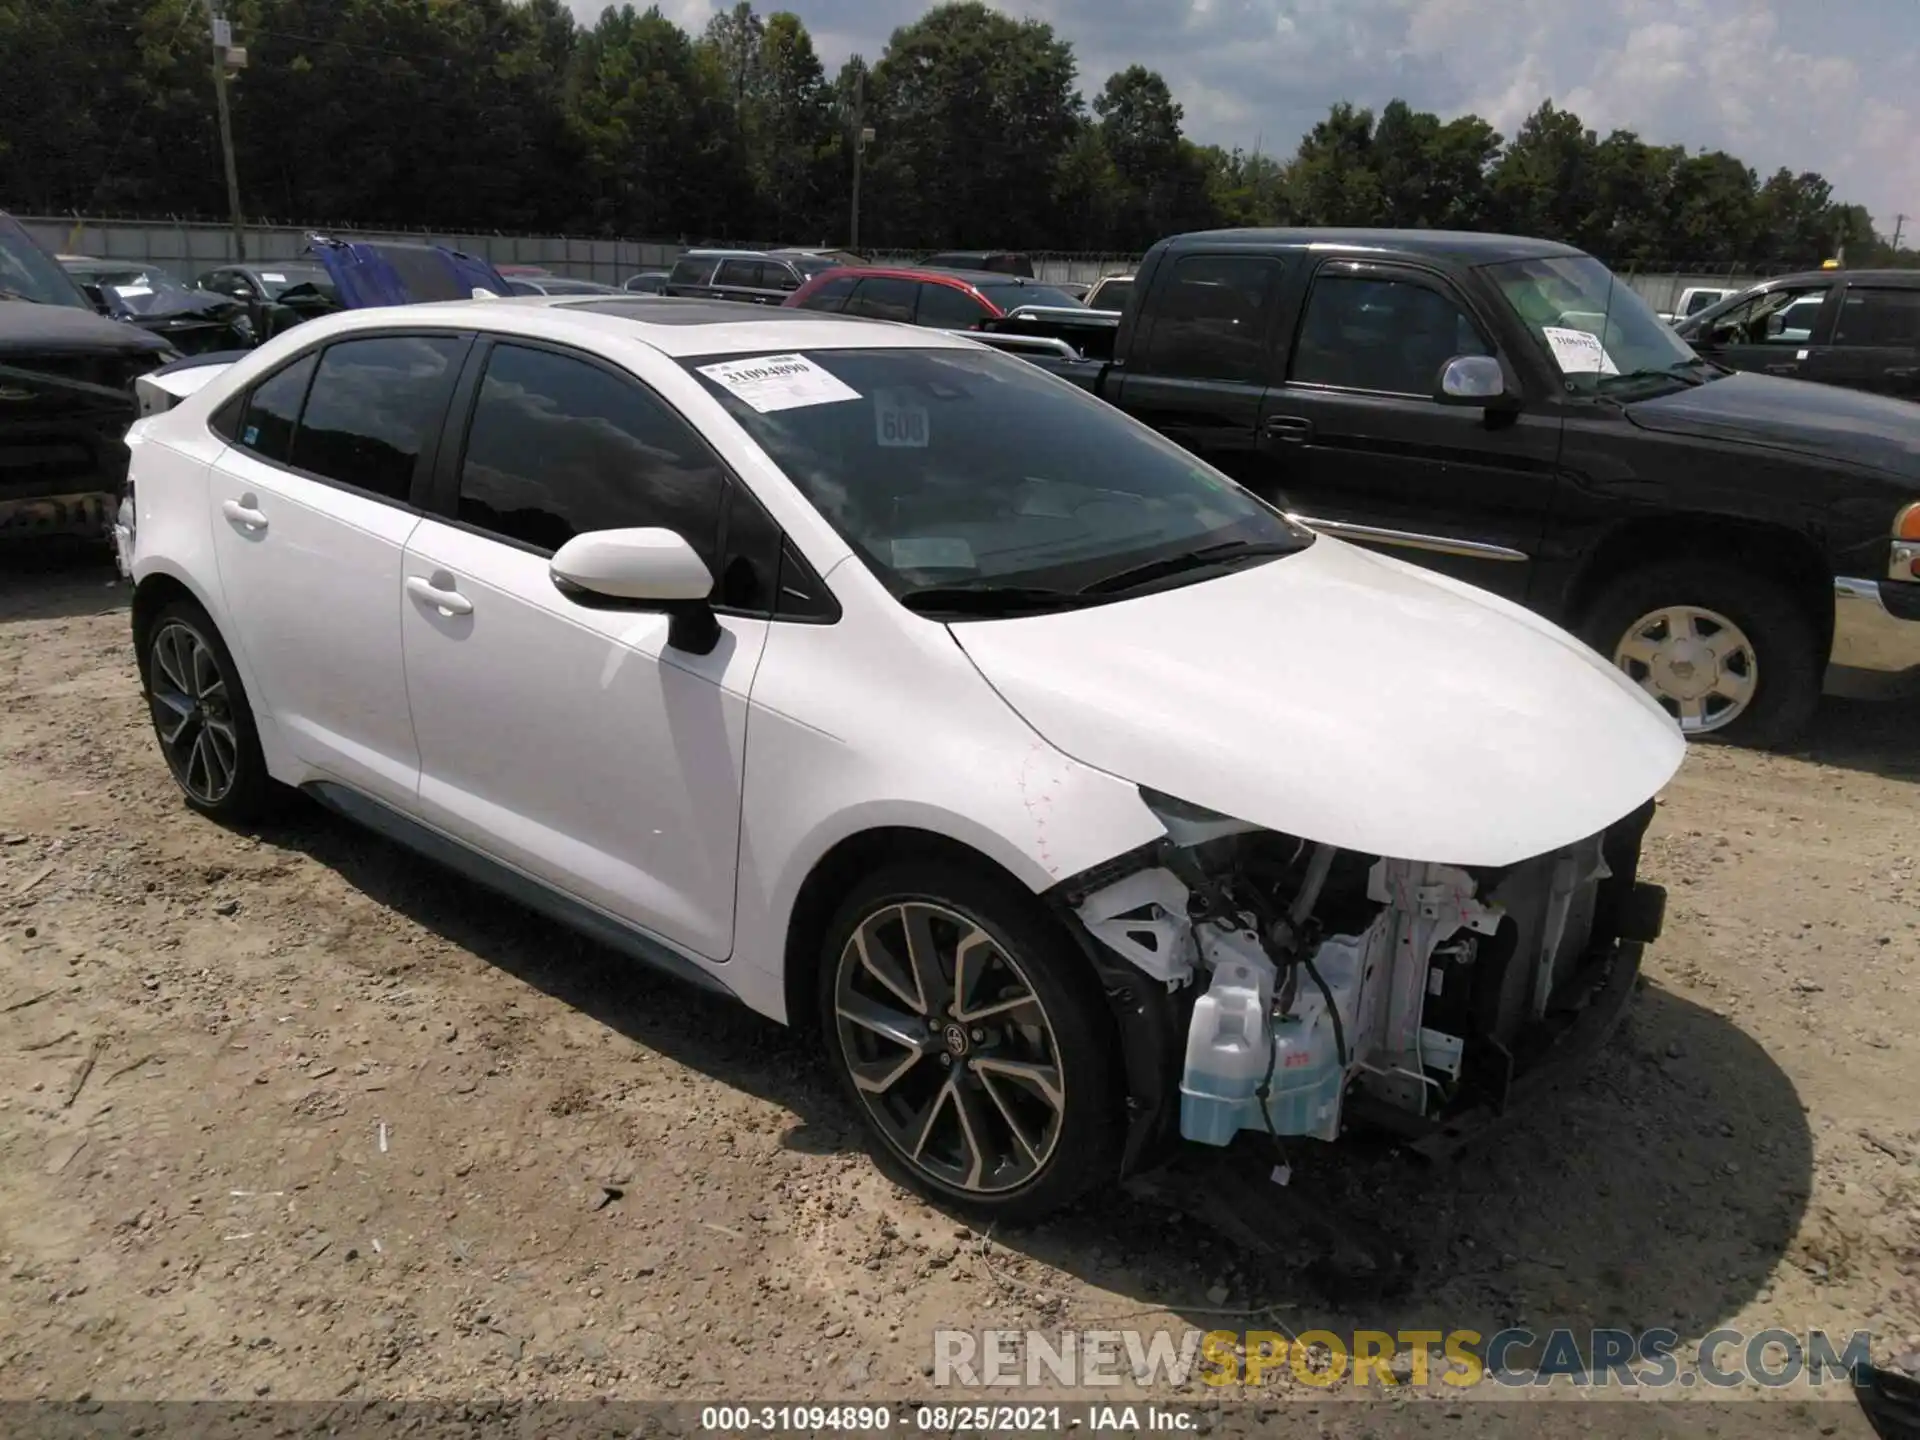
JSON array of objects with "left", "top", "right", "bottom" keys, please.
[
  {"left": 1103, "top": 251, "right": 1288, "bottom": 490},
  {"left": 842, "top": 276, "right": 917, "bottom": 324},
  {"left": 207, "top": 331, "right": 467, "bottom": 804},
  {"left": 1257, "top": 258, "right": 1559, "bottom": 601},
  {"left": 913, "top": 280, "right": 992, "bottom": 330},
  {"left": 664, "top": 256, "right": 716, "bottom": 299},
  {"left": 1801, "top": 284, "right": 1920, "bottom": 398}
]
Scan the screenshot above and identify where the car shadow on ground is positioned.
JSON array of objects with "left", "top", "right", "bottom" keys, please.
[
  {"left": 1787, "top": 697, "right": 1920, "bottom": 783},
  {"left": 260, "top": 795, "right": 1813, "bottom": 1382},
  {"left": 0, "top": 542, "right": 127, "bottom": 625}
]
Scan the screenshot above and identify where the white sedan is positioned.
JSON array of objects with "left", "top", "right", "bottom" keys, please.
[{"left": 118, "top": 296, "right": 1683, "bottom": 1218}]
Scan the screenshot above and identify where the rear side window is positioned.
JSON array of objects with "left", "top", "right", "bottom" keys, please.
[
  {"left": 798, "top": 273, "right": 859, "bottom": 313},
  {"left": 289, "top": 335, "right": 464, "bottom": 502},
  {"left": 236, "top": 351, "right": 318, "bottom": 464},
  {"left": 1834, "top": 288, "right": 1920, "bottom": 348},
  {"left": 845, "top": 277, "right": 916, "bottom": 323},
  {"left": 715, "top": 259, "right": 761, "bottom": 288},
  {"left": 455, "top": 343, "right": 726, "bottom": 564},
  {"left": 916, "top": 282, "right": 989, "bottom": 328},
  {"left": 668, "top": 257, "right": 711, "bottom": 286},
  {"left": 1139, "top": 255, "right": 1283, "bottom": 384},
  {"left": 759, "top": 261, "right": 801, "bottom": 292}
]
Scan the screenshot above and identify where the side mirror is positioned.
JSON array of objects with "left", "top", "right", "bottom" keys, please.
[
  {"left": 80, "top": 283, "right": 113, "bottom": 315},
  {"left": 1434, "top": 354, "right": 1511, "bottom": 407},
  {"left": 549, "top": 527, "right": 721, "bottom": 654}
]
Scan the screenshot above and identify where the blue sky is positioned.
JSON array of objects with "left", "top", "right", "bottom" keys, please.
[{"left": 567, "top": 0, "right": 1920, "bottom": 238}]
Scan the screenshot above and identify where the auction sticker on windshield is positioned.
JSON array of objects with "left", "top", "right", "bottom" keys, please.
[
  {"left": 697, "top": 353, "right": 860, "bottom": 413},
  {"left": 1541, "top": 325, "right": 1620, "bottom": 376},
  {"left": 875, "top": 389, "right": 930, "bottom": 447}
]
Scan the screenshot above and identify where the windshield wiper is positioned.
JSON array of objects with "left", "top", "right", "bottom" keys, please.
[
  {"left": 1599, "top": 360, "right": 1708, "bottom": 391},
  {"left": 1077, "top": 538, "right": 1304, "bottom": 597},
  {"left": 897, "top": 583, "right": 1091, "bottom": 616},
  {"left": 0, "top": 286, "right": 43, "bottom": 304}
]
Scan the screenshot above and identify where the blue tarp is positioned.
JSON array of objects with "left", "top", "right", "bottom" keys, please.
[{"left": 304, "top": 235, "right": 509, "bottom": 309}]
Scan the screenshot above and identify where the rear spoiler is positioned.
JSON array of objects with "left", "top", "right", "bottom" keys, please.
[{"left": 135, "top": 350, "right": 247, "bottom": 416}]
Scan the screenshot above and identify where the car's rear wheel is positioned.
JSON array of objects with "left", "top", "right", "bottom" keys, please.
[
  {"left": 818, "top": 862, "right": 1120, "bottom": 1220},
  {"left": 144, "top": 600, "right": 272, "bottom": 821},
  {"left": 1581, "top": 561, "right": 1820, "bottom": 748}
]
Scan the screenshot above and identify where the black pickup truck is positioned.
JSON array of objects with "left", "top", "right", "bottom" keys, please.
[
  {"left": 988, "top": 227, "right": 1920, "bottom": 747},
  {"left": 1676, "top": 268, "right": 1920, "bottom": 401}
]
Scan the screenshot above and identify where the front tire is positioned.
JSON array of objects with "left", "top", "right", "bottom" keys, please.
[
  {"left": 818, "top": 862, "right": 1120, "bottom": 1221},
  {"left": 1580, "top": 561, "right": 1821, "bottom": 748},
  {"left": 143, "top": 599, "right": 273, "bottom": 821}
]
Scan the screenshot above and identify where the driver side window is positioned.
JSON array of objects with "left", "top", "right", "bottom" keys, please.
[
  {"left": 1291, "top": 273, "right": 1493, "bottom": 396},
  {"left": 1706, "top": 286, "right": 1829, "bottom": 346}
]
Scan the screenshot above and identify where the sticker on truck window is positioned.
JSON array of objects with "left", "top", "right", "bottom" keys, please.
[
  {"left": 890, "top": 537, "right": 974, "bottom": 570},
  {"left": 697, "top": 353, "right": 859, "bottom": 413},
  {"left": 1541, "top": 325, "right": 1620, "bottom": 376},
  {"left": 874, "top": 391, "right": 929, "bottom": 448},
  {"left": 262, "top": 273, "right": 286, "bottom": 283},
  {"left": 113, "top": 284, "right": 153, "bottom": 299}
]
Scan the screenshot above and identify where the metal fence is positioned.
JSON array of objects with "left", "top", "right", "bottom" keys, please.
[{"left": 15, "top": 214, "right": 1803, "bottom": 302}]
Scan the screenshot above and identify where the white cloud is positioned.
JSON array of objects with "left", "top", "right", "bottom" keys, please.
[{"left": 562, "top": 0, "right": 1920, "bottom": 232}]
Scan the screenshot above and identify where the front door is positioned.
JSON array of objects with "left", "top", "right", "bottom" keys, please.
[
  {"left": 207, "top": 332, "right": 467, "bottom": 803},
  {"left": 401, "top": 339, "right": 765, "bottom": 961},
  {"left": 1694, "top": 281, "right": 1837, "bottom": 381},
  {"left": 1257, "top": 259, "right": 1560, "bottom": 601}
]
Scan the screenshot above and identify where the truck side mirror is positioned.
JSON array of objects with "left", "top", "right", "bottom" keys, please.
[{"left": 1434, "top": 354, "right": 1511, "bottom": 407}]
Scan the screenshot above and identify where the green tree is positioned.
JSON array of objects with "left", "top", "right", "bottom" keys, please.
[{"left": 864, "top": 2, "right": 1083, "bottom": 249}]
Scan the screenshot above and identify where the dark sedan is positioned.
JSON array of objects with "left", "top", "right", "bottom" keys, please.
[{"left": 60, "top": 258, "right": 251, "bottom": 354}]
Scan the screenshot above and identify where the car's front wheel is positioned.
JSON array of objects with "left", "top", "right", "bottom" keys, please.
[
  {"left": 818, "top": 862, "right": 1120, "bottom": 1220},
  {"left": 1581, "top": 561, "right": 1821, "bottom": 748},
  {"left": 143, "top": 599, "right": 273, "bottom": 821}
]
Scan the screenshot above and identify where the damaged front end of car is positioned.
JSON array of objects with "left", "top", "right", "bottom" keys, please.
[{"left": 1048, "top": 789, "right": 1667, "bottom": 1177}]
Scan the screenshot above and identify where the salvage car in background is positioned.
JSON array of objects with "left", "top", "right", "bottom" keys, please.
[
  {"left": 503, "top": 275, "right": 622, "bottom": 297},
  {"left": 785, "top": 265, "right": 1091, "bottom": 329},
  {"left": 118, "top": 295, "right": 1677, "bottom": 1219},
  {"left": 61, "top": 255, "right": 253, "bottom": 354},
  {"left": 969, "top": 227, "right": 1920, "bottom": 748},
  {"left": 0, "top": 211, "right": 175, "bottom": 541},
  {"left": 195, "top": 261, "right": 339, "bottom": 342},
  {"left": 1678, "top": 269, "right": 1920, "bottom": 401}
]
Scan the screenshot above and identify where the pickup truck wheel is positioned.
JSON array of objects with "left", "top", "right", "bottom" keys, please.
[
  {"left": 143, "top": 600, "right": 273, "bottom": 821},
  {"left": 1581, "top": 562, "right": 1820, "bottom": 748},
  {"left": 818, "top": 863, "right": 1121, "bottom": 1221}
]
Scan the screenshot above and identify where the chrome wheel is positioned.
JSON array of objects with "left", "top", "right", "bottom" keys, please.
[
  {"left": 1613, "top": 604, "right": 1759, "bottom": 734},
  {"left": 148, "top": 620, "right": 240, "bottom": 804},
  {"left": 833, "top": 901, "right": 1066, "bottom": 1196}
]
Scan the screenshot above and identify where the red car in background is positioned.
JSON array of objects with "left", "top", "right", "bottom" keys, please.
[{"left": 783, "top": 265, "right": 1086, "bottom": 329}]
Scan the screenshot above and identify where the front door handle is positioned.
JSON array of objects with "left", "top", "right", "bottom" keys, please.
[
  {"left": 1263, "top": 415, "right": 1314, "bottom": 443},
  {"left": 1887, "top": 366, "right": 1917, "bottom": 380},
  {"left": 221, "top": 496, "right": 268, "bottom": 531},
  {"left": 406, "top": 574, "right": 473, "bottom": 616},
  {"left": 1764, "top": 362, "right": 1798, "bottom": 375}
]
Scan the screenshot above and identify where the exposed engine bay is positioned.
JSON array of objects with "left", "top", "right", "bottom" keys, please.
[{"left": 1066, "top": 790, "right": 1666, "bottom": 1154}]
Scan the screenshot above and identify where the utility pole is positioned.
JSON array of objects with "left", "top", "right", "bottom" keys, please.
[
  {"left": 203, "top": 0, "right": 247, "bottom": 262},
  {"left": 1893, "top": 214, "right": 1909, "bottom": 252},
  {"left": 849, "top": 70, "right": 872, "bottom": 251}
]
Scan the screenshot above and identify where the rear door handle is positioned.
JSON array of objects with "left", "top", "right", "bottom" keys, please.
[
  {"left": 1764, "top": 363, "right": 1798, "bottom": 375},
  {"left": 1887, "top": 366, "right": 1917, "bottom": 380},
  {"left": 406, "top": 574, "right": 473, "bottom": 616},
  {"left": 221, "top": 497, "right": 268, "bottom": 531},
  {"left": 1263, "top": 415, "right": 1314, "bottom": 443}
]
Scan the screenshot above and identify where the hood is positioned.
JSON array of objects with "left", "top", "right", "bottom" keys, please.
[
  {"left": 1628, "top": 370, "right": 1920, "bottom": 478},
  {"left": 949, "top": 537, "right": 1685, "bottom": 869},
  {"left": 0, "top": 300, "right": 174, "bottom": 358},
  {"left": 307, "top": 237, "right": 510, "bottom": 308}
]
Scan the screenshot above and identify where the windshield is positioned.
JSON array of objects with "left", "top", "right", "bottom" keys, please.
[
  {"left": 977, "top": 282, "right": 1083, "bottom": 311},
  {"left": 70, "top": 264, "right": 193, "bottom": 297},
  {"left": 258, "top": 264, "right": 331, "bottom": 298},
  {"left": 1485, "top": 255, "right": 1702, "bottom": 394},
  {"left": 0, "top": 218, "right": 91, "bottom": 307},
  {"left": 685, "top": 346, "right": 1312, "bottom": 608}
]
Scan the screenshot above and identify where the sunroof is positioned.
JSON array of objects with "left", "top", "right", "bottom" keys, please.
[{"left": 566, "top": 298, "right": 845, "bottom": 327}]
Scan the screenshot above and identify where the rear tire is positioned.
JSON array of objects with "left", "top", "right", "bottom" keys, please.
[
  {"left": 817, "top": 861, "right": 1121, "bottom": 1222},
  {"left": 1580, "top": 561, "right": 1820, "bottom": 748},
  {"left": 142, "top": 599, "right": 274, "bottom": 822}
]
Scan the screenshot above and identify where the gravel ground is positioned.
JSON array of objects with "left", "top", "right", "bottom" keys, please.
[{"left": 1, "top": 543, "right": 1916, "bottom": 1438}]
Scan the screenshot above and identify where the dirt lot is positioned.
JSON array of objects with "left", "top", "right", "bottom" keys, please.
[{"left": 1, "top": 545, "right": 1917, "bottom": 1434}]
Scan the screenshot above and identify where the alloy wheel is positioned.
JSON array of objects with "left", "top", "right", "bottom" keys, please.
[
  {"left": 148, "top": 620, "right": 240, "bottom": 804},
  {"left": 1612, "top": 604, "right": 1759, "bottom": 734},
  {"left": 832, "top": 901, "right": 1066, "bottom": 1196}
]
